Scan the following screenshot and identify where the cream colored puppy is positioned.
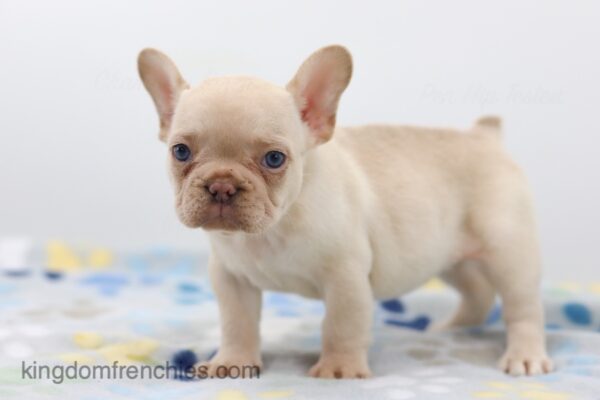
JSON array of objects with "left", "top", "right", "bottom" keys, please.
[{"left": 138, "top": 45, "right": 552, "bottom": 378}]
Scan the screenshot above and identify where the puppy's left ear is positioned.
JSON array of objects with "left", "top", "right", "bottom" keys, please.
[
  {"left": 287, "top": 45, "right": 352, "bottom": 146},
  {"left": 138, "top": 48, "right": 189, "bottom": 142}
]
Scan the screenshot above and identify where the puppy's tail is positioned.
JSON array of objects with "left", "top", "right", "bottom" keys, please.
[{"left": 472, "top": 115, "right": 502, "bottom": 139}]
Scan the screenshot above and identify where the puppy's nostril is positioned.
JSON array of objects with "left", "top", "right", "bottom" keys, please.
[{"left": 206, "top": 182, "right": 237, "bottom": 202}]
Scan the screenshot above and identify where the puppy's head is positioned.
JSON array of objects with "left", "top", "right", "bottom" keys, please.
[{"left": 138, "top": 46, "right": 352, "bottom": 233}]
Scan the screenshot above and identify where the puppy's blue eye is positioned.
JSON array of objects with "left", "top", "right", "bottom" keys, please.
[
  {"left": 172, "top": 144, "right": 191, "bottom": 162},
  {"left": 263, "top": 151, "right": 286, "bottom": 169}
]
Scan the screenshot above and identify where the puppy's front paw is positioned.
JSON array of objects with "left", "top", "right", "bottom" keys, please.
[
  {"left": 196, "top": 353, "right": 262, "bottom": 378},
  {"left": 498, "top": 348, "right": 554, "bottom": 376},
  {"left": 309, "top": 352, "right": 371, "bottom": 379}
]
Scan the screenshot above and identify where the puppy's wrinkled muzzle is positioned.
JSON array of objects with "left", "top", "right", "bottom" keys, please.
[{"left": 176, "top": 162, "right": 272, "bottom": 233}]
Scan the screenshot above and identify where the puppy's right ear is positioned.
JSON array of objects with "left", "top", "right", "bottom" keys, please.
[{"left": 137, "top": 48, "right": 189, "bottom": 142}]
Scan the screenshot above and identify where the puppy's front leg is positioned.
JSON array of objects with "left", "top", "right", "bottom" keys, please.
[
  {"left": 200, "top": 255, "right": 262, "bottom": 377},
  {"left": 310, "top": 267, "right": 373, "bottom": 379}
]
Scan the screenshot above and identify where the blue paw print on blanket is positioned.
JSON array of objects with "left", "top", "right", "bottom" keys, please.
[
  {"left": 380, "top": 299, "right": 431, "bottom": 331},
  {"left": 174, "top": 281, "right": 212, "bottom": 305},
  {"left": 80, "top": 272, "right": 131, "bottom": 296},
  {"left": 563, "top": 302, "right": 592, "bottom": 326}
]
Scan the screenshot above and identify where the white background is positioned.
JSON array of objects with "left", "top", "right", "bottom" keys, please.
[{"left": 1, "top": 1, "right": 598, "bottom": 280}]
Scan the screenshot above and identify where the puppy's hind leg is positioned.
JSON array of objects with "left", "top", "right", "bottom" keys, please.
[
  {"left": 434, "top": 260, "right": 496, "bottom": 330},
  {"left": 471, "top": 181, "right": 553, "bottom": 376},
  {"left": 483, "top": 245, "right": 552, "bottom": 375}
]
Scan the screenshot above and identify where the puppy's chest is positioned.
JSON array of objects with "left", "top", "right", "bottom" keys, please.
[{"left": 213, "top": 235, "right": 322, "bottom": 298}]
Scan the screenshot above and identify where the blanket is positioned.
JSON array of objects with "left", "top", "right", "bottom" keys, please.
[{"left": 0, "top": 239, "right": 598, "bottom": 399}]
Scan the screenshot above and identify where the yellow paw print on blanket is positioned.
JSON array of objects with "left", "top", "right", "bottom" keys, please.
[
  {"left": 88, "top": 248, "right": 113, "bottom": 268},
  {"left": 97, "top": 338, "right": 159, "bottom": 364},
  {"left": 47, "top": 241, "right": 82, "bottom": 271},
  {"left": 73, "top": 332, "right": 104, "bottom": 349},
  {"left": 64, "top": 332, "right": 159, "bottom": 365},
  {"left": 473, "top": 381, "right": 571, "bottom": 399},
  {"left": 46, "top": 241, "right": 114, "bottom": 271}
]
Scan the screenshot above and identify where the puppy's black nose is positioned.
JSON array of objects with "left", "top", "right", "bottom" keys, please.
[{"left": 206, "top": 181, "right": 237, "bottom": 203}]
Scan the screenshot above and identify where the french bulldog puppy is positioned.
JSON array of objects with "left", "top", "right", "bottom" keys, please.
[{"left": 137, "top": 45, "right": 552, "bottom": 378}]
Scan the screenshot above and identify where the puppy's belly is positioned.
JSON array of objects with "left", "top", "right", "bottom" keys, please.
[
  {"left": 369, "top": 258, "right": 451, "bottom": 300},
  {"left": 232, "top": 252, "right": 453, "bottom": 301},
  {"left": 222, "top": 245, "right": 455, "bottom": 302},
  {"left": 367, "top": 225, "right": 463, "bottom": 300},
  {"left": 212, "top": 219, "right": 469, "bottom": 301}
]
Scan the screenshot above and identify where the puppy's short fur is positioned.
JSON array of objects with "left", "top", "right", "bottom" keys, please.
[{"left": 138, "top": 45, "right": 552, "bottom": 378}]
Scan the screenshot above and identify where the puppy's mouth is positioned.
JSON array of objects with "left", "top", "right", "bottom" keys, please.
[
  {"left": 196, "top": 201, "right": 239, "bottom": 230},
  {"left": 207, "top": 202, "right": 235, "bottom": 219}
]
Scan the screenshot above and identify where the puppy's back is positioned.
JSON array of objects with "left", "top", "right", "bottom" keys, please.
[
  {"left": 333, "top": 118, "right": 528, "bottom": 237},
  {"left": 335, "top": 119, "right": 509, "bottom": 185}
]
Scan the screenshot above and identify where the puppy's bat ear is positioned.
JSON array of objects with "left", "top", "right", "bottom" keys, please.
[
  {"left": 138, "top": 48, "right": 189, "bottom": 142},
  {"left": 287, "top": 45, "right": 352, "bottom": 146}
]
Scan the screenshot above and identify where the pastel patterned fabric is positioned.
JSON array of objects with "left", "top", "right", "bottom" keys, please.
[{"left": 0, "top": 239, "right": 599, "bottom": 399}]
